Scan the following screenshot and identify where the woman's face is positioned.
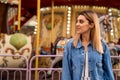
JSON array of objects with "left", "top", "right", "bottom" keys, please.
[{"left": 75, "top": 15, "right": 92, "bottom": 34}]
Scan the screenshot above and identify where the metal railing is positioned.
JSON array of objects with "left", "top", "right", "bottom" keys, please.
[
  {"left": 29, "top": 55, "right": 63, "bottom": 80},
  {"left": 0, "top": 54, "right": 29, "bottom": 80},
  {"left": 0, "top": 54, "right": 120, "bottom": 80}
]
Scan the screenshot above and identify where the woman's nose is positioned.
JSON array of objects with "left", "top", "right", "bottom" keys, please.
[{"left": 76, "top": 22, "right": 79, "bottom": 26}]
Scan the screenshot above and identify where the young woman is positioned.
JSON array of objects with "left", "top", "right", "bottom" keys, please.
[{"left": 62, "top": 10, "right": 114, "bottom": 80}]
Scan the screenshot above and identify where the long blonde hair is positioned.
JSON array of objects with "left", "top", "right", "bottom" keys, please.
[{"left": 73, "top": 10, "right": 103, "bottom": 54}]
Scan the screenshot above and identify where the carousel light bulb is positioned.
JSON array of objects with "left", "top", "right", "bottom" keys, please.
[
  {"left": 111, "top": 29, "right": 113, "bottom": 32},
  {"left": 35, "top": 26, "right": 37, "bottom": 28},
  {"left": 110, "top": 32, "right": 113, "bottom": 36},
  {"left": 67, "top": 17, "right": 71, "bottom": 21},
  {"left": 40, "top": 8, "right": 45, "bottom": 11},
  {"left": 108, "top": 9, "right": 112, "bottom": 12},
  {"left": 34, "top": 32, "right": 36, "bottom": 34},
  {"left": 67, "top": 20, "right": 71, "bottom": 24},
  {"left": 67, "top": 14, "right": 71, "bottom": 17},
  {"left": 68, "top": 7, "right": 71, "bottom": 10},
  {"left": 67, "top": 31, "right": 70, "bottom": 34},
  {"left": 108, "top": 12, "right": 112, "bottom": 16},
  {"left": 34, "top": 28, "right": 37, "bottom": 31},
  {"left": 68, "top": 10, "right": 71, "bottom": 14},
  {"left": 75, "top": 5, "right": 77, "bottom": 8},
  {"left": 67, "top": 27, "right": 70, "bottom": 31},
  {"left": 46, "top": 7, "right": 51, "bottom": 10},
  {"left": 67, "top": 24, "right": 70, "bottom": 27}
]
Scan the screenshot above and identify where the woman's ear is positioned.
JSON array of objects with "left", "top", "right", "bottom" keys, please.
[{"left": 90, "top": 23, "right": 94, "bottom": 28}]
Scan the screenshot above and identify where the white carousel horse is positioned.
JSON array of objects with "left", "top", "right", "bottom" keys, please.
[
  {"left": 107, "top": 42, "right": 120, "bottom": 78},
  {"left": 99, "top": 15, "right": 120, "bottom": 78},
  {"left": 0, "top": 33, "right": 32, "bottom": 68},
  {"left": 44, "top": 37, "right": 69, "bottom": 78},
  {"left": 99, "top": 15, "right": 112, "bottom": 38}
]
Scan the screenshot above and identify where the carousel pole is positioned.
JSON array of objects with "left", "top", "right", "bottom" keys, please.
[
  {"left": 50, "top": 0, "right": 54, "bottom": 54},
  {"left": 51, "top": 0, "right": 54, "bottom": 43},
  {"left": 35, "top": 0, "right": 41, "bottom": 80},
  {"left": 17, "top": 0, "right": 21, "bottom": 31}
]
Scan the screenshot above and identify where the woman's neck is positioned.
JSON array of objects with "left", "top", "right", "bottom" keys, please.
[
  {"left": 81, "top": 33, "right": 90, "bottom": 43},
  {"left": 81, "top": 32, "right": 90, "bottom": 52}
]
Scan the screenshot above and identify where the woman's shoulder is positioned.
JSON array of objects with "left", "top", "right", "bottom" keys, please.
[
  {"left": 101, "top": 38, "right": 109, "bottom": 50},
  {"left": 101, "top": 38, "right": 107, "bottom": 45},
  {"left": 63, "top": 38, "right": 74, "bottom": 49},
  {"left": 66, "top": 38, "right": 74, "bottom": 45}
]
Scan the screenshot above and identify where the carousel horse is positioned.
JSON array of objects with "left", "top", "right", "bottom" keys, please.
[
  {"left": 99, "top": 15, "right": 120, "bottom": 78},
  {"left": 42, "top": 36, "right": 69, "bottom": 79},
  {"left": 99, "top": 15, "right": 112, "bottom": 38},
  {"left": 0, "top": 33, "right": 32, "bottom": 68},
  {"left": 108, "top": 42, "right": 120, "bottom": 78},
  {"left": 49, "top": 37, "right": 68, "bottom": 67}
]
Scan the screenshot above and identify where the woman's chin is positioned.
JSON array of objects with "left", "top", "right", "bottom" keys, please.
[{"left": 76, "top": 31, "right": 81, "bottom": 34}]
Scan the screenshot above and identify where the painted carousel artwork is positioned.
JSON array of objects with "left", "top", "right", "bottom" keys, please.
[
  {"left": 40, "top": 12, "right": 66, "bottom": 48},
  {"left": 0, "top": 33, "right": 32, "bottom": 68}
]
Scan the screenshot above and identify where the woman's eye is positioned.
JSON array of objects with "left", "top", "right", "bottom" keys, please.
[{"left": 79, "top": 20, "right": 84, "bottom": 23}]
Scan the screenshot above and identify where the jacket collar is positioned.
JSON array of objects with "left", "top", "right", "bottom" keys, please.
[
  {"left": 76, "top": 40, "right": 82, "bottom": 48},
  {"left": 76, "top": 40, "right": 92, "bottom": 48}
]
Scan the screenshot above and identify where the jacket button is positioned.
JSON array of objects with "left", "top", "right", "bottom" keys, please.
[
  {"left": 89, "top": 60, "right": 91, "bottom": 62},
  {"left": 81, "top": 64, "right": 83, "bottom": 66},
  {"left": 81, "top": 53, "right": 84, "bottom": 55}
]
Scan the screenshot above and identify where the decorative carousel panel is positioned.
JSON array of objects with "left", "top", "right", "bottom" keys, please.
[
  {"left": 117, "top": 17, "right": 120, "bottom": 38},
  {"left": 40, "top": 7, "right": 67, "bottom": 48},
  {"left": 0, "top": 33, "right": 5, "bottom": 54},
  {"left": 110, "top": 17, "right": 119, "bottom": 42},
  {"left": 0, "top": 39, "right": 3, "bottom": 54},
  {"left": 0, "top": 33, "right": 32, "bottom": 68}
]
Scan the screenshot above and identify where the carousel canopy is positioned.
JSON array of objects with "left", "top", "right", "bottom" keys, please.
[{"left": 21, "top": 0, "right": 120, "bottom": 9}]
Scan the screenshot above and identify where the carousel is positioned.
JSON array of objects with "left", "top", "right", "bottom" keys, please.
[{"left": 0, "top": 0, "right": 120, "bottom": 80}]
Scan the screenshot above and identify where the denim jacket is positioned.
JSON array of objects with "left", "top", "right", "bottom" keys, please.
[{"left": 62, "top": 39, "right": 114, "bottom": 80}]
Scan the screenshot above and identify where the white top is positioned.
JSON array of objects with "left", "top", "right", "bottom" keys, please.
[{"left": 81, "top": 52, "right": 90, "bottom": 80}]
